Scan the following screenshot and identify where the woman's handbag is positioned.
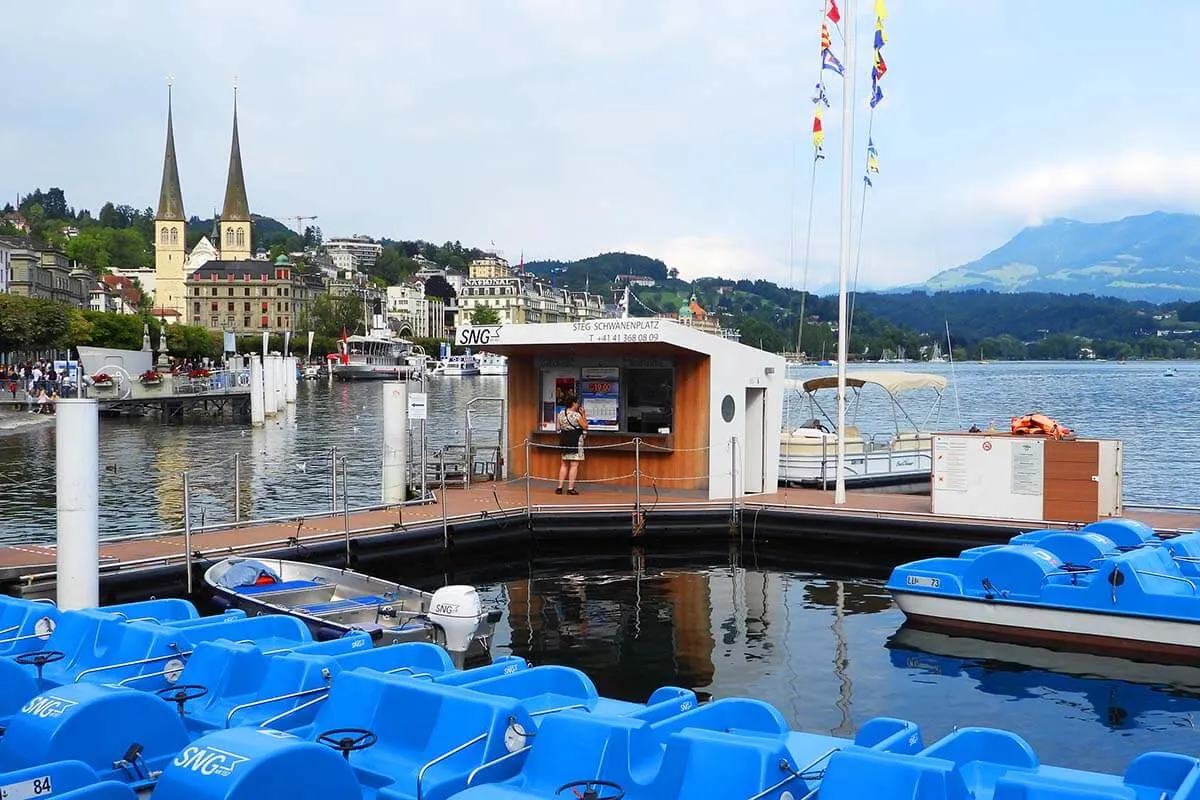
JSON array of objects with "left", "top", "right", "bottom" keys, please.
[{"left": 559, "top": 425, "right": 583, "bottom": 450}]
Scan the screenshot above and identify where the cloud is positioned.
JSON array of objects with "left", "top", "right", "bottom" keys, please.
[{"left": 965, "top": 150, "right": 1200, "bottom": 225}]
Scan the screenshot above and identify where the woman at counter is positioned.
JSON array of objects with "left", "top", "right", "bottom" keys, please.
[{"left": 555, "top": 395, "right": 588, "bottom": 495}]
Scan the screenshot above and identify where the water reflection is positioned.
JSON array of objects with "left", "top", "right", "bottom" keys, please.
[
  {"left": 0, "top": 377, "right": 507, "bottom": 542},
  {"left": 887, "top": 626, "right": 1200, "bottom": 731}
]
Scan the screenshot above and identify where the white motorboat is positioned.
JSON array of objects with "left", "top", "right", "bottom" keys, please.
[
  {"left": 778, "top": 371, "right": 947, "bottom": 492},
  {"left": 205, "top": 556, "right": 500, "bottom": 667},
  {"left": 475, "top": 352, "right": 508, "bottom": 375},
  {"left": 430, "top": 354, "right": 479, "bottom": 377}
]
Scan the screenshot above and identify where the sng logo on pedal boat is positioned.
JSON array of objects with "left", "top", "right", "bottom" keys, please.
[
  {"left": 20, "top": 695, "right": 76, "bottom": 718},
  {"left": 173, "top": 746, "right": 249, "bottom": 777}
]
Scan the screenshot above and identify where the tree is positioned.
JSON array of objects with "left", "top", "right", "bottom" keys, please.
[
  {"left": 424, "top": 275, "right": 456, "bottom": 303},
  {"left": 306, "top": 293, "right": 365, "bottom": 339},
  {"left": 303, "top": 225, "right": 323, "bottom": 247},
  {"left": 469, "top": 306, "right": 501, "bottom": 325},
  {"left": 166, "top": 324, "right": 218, "bottom": 360}
]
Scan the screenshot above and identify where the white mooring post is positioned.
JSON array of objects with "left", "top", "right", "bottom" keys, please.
[
  {"left": 381, "top": 381, "right": 409, "bottom": 504},
  {"left": 273, "top": 355, "right": 286, "bottom": 410},
  {"left": 263, "top": 355, "right": 278, "bottom": 416},
  {"left": 56, "top": 399, "right": 99, "bottom": 609},
  {"left": 284, "top": 356, "right": 297, "bottom": 403},
  {"left": 249, "top": 356, "right": 265, "bottom": 427}
]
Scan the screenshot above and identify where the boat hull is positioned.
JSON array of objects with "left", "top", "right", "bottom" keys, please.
[
  {"left": 779, "top": 445, "right": 931, "bottom": 493},
  {"left": 332, "top": 364, "right": 414, "bottom": 381},
  {"left": 893, "top": 590, "right": 1200, "bottom": 662},
  {"left": 204, "top": 557, "right": 496, "bottom": 667}
]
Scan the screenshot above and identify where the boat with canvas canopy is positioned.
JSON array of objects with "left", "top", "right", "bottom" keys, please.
[{"left": 779, "top": 370, "right": 948, "bottom": 491}]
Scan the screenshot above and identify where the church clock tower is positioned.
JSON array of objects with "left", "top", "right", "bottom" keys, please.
[
  {"left": 218, "top": 89, "right": 252, "bottom": 260},
  {"left": 153, "top": 84, "right": 187, "bottom": 316}
]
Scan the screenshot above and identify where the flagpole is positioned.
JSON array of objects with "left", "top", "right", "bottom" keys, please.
[{"left": 835, "top": 0, "right": 855, "bottom": 506}]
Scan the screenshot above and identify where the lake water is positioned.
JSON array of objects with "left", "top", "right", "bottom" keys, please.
[
  {"left": 0, "top": 360, "right": 1194, "bottom": 543},
  {"left": 396, "top": 545, "right": 1200, "bottom": 775}
]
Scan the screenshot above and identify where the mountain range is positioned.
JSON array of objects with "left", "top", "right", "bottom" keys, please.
[{"left": 917, "top": 212, "right": 1200, "bottom": 302}]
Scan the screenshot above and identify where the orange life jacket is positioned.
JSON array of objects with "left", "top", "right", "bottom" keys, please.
[{"left": 1010, "top": 413, "right": 1072, "bottom": 440}]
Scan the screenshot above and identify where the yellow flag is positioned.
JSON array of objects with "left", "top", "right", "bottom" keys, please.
[
  {"left": 812, "top": 107, "right": 825, "bottom": 150},
  {"left": 874, "top": 0, "right": 888, "bottom": 21}
]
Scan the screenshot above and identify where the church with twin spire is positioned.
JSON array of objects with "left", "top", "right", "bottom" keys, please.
[
  {"left": 151, "top": 88, "right": 310, "bottom": 336},
  {"left": 152, "top": 87, "right": 255, "bottom": 319}
]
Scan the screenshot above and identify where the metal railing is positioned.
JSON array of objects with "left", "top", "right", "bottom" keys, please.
[
  {"left": 416, "top": 731, "right": 489, "bottom": 800},
  {"left": 225, "top": 685, "right": 331, "bottom": 727},
  {"left": 73, "top": 648, "right": 190, "bottom": 682},
  {"left": 465, "top": 745, "right": 532, "bottom": 788}
]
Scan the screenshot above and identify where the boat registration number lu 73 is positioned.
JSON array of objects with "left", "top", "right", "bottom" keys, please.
[
  {"left": 906, "top": 575, "right": 941, "bottom": 589},
  {"left": 0, "top": 776, "right": 53, "bottom": 800}
]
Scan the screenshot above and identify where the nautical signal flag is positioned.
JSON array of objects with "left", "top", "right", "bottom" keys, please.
[
  {"left": 813, "top": 107, "right": 825, "bottom": 152},
  {"left": 812, "top": 81, "right": 830, "bottom": 107},
  {"left": 827, "top": 0, "right": 841, "bottom": 24},
  {"left": 867, "top": 140, "right": 880, "bottom": 173},
  {"left": 870, "top": 81, "right": 884, "bottom": 108},
  {"left": 874, "top": 0, "right": 888, "bottom": 21},
  {"left": 873, "top": 51, "right": 887, "bottom": 81},
  {"left": 822, "top": 48, "right": 844, "bottom": 76},
  {"left": 874, "top": 23, "right": 887, "bottom": 51},
  {"left": 821, "top": 23, "right": 831, "bottom": 51}
]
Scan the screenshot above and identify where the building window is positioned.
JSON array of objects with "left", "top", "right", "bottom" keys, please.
[
  {"left": 261, "top": 302, "right": 268, "bottom": 312},
  {"left": 276, "top": 316, "right": 283, "bottom": 328},
  {"left": 211, "top": 287, "right": 218, "bottom": 296},
  {"left": 236, "top": 228, "right": 246, "bottom": 248},
  {"left": 225, "top": 228, "right": 234, "bottom": 247},
  {"left": 260, "top": 316, "right": 269, "bottom": 328},
  {"left": 210, "top": 316, "right": 218, "bottom": 328},
  {"left": 160, "top": 226, "right": 168, "bottom": 245},
  {"left": 227, "top": 288, "right": 234, "bottom": 296},
  {"left": 243, "top": 302, "right": 250, "bottom": 312},
  {"left": 211, "top": 302, "right": 218, "bottom": 311},
  {"left": 227, "top": 302, "right": 234, "bottom": 312},
  {"left": 193, "top": 302, "right": 200, "bottom": 315},
  {"left": 284, "top": 316, "right": 290, "bottom": 328},
  {"left": 170, "top": 227, "right": 178, "bottom": 245},
  {"left": 243, "top": 317, "right": 251, "bottom": 328},
  {"left": 244, "top": 288, "right": 250, "bottom": 297}
]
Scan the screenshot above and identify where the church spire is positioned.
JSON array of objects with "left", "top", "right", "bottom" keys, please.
[
  {"left": 220, "top": 86, "right": 250, "bottom": 222},
  {"left": 155, "top": 82, "right": 185, "bottom": 221}
]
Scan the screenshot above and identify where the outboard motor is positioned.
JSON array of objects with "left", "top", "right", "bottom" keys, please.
[{"left": 428, "top": 586, "right": 485, "bottom": 668}]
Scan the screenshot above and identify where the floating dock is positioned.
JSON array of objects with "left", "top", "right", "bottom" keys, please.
[{"left": 1, "top": 483, "right": 1196, "bottom": 600}]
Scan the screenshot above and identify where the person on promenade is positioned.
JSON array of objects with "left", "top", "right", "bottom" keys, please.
[{"left": 555, "top": 395, "right": 588, "bottom": 495}]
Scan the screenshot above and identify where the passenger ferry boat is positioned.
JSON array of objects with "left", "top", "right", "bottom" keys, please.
[
  {"left": 330, "top": 334, "right": 420, "bottom": 381},
  {"left": 475, "top": 351, "right": 508, "bottom": 375}
]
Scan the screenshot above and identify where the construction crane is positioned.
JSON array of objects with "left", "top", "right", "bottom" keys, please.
[{"left": 279, "top": 214, "right": 317, "bottom": 234}]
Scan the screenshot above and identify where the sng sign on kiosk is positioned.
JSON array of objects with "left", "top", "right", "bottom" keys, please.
[{"left": 456, "top": 326, "right": 503, "bottom": 347}]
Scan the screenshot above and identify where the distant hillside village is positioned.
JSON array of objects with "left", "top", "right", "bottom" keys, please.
[{"left": 0, "top": 93, "right": 727, "bottom": 356}]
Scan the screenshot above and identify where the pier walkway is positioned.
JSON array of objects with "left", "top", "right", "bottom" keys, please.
[{"left": 1, "top": 482, "right": 1198, "bottom": 596}]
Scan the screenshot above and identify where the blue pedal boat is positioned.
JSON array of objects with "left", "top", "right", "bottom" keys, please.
[
  {"left": 886, "top": 519, "right": 1200, "bottom": 659},
  {"left": 0, "top": 593, "right": 530, "bottom": 798}
]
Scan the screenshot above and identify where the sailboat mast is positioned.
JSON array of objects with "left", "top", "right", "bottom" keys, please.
[{"left": 834, "top": 0, "right": 856, "bottom": 505}]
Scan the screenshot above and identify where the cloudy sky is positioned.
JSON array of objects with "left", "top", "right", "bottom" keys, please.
[{"left": 2, "top": 1, "right": 1197, "bottom": 290}]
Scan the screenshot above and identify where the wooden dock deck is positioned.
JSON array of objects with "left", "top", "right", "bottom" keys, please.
[{"left": 2, "top": 481, "right": 1198, "bottom": 596}]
